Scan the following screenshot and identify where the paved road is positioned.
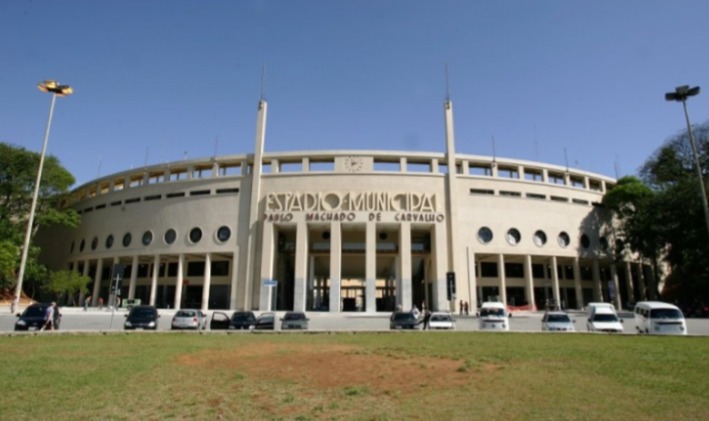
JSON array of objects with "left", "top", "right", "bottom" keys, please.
[{"left": 2, "top": 306, "right": 708, "bottom": 336}]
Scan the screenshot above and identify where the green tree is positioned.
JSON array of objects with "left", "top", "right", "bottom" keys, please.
[
  {"left": 45, "top": 270, "right": 91, "bottom": 304},
  {"left": 0, "top": 142, "right": 80, "bottom": 294}
]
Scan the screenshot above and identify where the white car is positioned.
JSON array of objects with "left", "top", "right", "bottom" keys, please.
[
  {"left": 428, "top": 312, "right": 455, "bottom": 329},
  {"left": 478, "top": 302, "right": 510, "bottom": 331},
  {"left": 587, "top": 307, "right": 623, "bottom": 333},
  {"left": 541, "top": 311, "right": 575, "bottom": 332},
  {"left": 171, "top": 309, "right": 207, "bottom": 330}
]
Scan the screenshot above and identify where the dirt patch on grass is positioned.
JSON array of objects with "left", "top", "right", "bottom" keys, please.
[{"left": 175, "top": 342, "right": 473, "bottom": 394}]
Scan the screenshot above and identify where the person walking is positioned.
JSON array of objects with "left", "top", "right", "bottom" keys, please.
[
  {"left": 459, "top": 299, "right": 464, "bottom": 315},
  {"left": 40, "top": 302, "right": 55, "bottom": 331},
  {"left": 52, "top": 302, "right": 62, "bottom": 330},
  {"left": 422, "top": 307, "right": 432, "bottom": 330},
  {"left": 98, "top": 297, "right": 104, "bottom": 310},
  {"left": 84, "top": 295, "right": 91, "bottom": 311}
]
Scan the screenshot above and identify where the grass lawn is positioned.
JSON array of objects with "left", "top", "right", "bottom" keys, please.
[{"left": 0, "top": 332, "right": 707, "bottom": 420}]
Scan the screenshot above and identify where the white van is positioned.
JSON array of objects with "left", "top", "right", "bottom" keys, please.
[
  {"left": 586, "top": 303, "right": 623, "bottom": 333},
  {"left": 634, "top": 301, "right": 687, "bottom": 335},
  {"left": 478, "top": 302, "right": 509, "bottom": 331}
]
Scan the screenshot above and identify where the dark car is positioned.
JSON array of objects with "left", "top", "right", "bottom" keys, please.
[
  {"left": 124, "top": 305, "right": 160, "bottom": 330},
  {"left": 254, "top": 312, "right": 275, "bottom": 330},
  {"left": 281, "top": 312, "right": 309, "bottom": 330},
  {"left": 210, "top": 311, "right": 257, "bottom": 330},
  {"left": 390, "top": 311, "right": 420, "bottom": 330},
  {"left": 15, "top": 303, "right": 52, "bottom": 331}
]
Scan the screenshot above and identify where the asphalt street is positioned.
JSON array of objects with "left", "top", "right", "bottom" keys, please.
[{"left": 2, "top": 306, "right": 709, "bottom": 336}]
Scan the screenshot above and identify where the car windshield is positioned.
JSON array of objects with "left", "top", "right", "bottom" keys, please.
[
  {"left": 232, "top": 313, "right": 253, "bottom": 321},
  {"left": 480, "top": 308, "right": 506, "bottom": 317},
  {"left": 650, "top": 308, "right": 683, "bottom": 319},
  {"left": 593, "top": 313, "right": 618, "bottom": 322},
  {"left": 131, "top": 308, "right": 156, "bottom": 317},
  {"left": 547, "top": 314, "right": 571, "bottom": 323},
  {"left": 23, "top": 306, "right": 47, "bottom": 317},
  {"left": 176, "top": 310, "right": 195, "bottom": 317},
  {"left": 431, "top": 314, "right": 451, "bottom": 321},
  {"left": 259, "top": 314, "right": 274, "bottom": 321},
  {"left": 284, "top": 313, "right": 305, "bottom": 320},
  {"left": 393, "top": 312, "right": 415, "bottom": 321}
]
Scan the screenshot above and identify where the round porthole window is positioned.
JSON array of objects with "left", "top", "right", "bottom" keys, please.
[
  {"left": 216, "top": 226, "right": 231, "bottom": 243},
  {"left": 600, "top": 237, "right": 609, "bottom": 251},
  {"left": 189, "top": 227, "right": 203, "bottom": 244},
  {"left": 580, "top": 234, "right": 590, "bottom": 249},
  {"left": 105, "top": 235, "right": 114, "bottom": 249},
  {"left": 122, "top": 233, "right": 132, "bottom": 247},
  {"left": 533, "top": 230, "right": 547, "bottom": 247},
  {"left": 91, "top": 237, "right": 98, "bottom": 251},
  {"left": 79, "top": 239, "right": 86, "bottom": 252},
  {"left": 477, "top": 227, "right": 493, "bottom": 244},
  {"left": 164, "top": 229, "right": 177, "bottom": 245},
  {"left": 506, "top": 228, "right": 521, "bottom": 246},
  {"left": 558, "top": 232, "right": 570, "bottom": 248},
  {"left": 70, "top": 241, "right": 75, "bottom": 254},
  {"left": 142, "top": 230, "right": 153, "bottom": 246}
]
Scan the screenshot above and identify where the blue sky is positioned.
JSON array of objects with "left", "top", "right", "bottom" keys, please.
[{"left": 2, "top": 0, "right": 708, "bottom": 187}]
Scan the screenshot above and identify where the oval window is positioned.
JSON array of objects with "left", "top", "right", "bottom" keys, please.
[
  {"left": 122, "top": 233, "right": 132, "bottom": 247},
  {"left": 79, "top": 239, "right": 85, "bottom": 252},
  {"left": 506, "top": 228, "right": 521, "bottom": 246},
  {"left": 580, "top": 234, "right": 590, "bottom": 249},
  {"left": 533, "top": 230, "right": 547, "bottom": 247},
  {"left": 142, "top": 231, "right": 153, "bottom": 246},
  {"left": 189, "top": 227, "right": 203, "bottom": 244},
  {"left": 91, "top": 237, "right": 98, "bottom": 251},
  {"left": 105, "top": 235, "right": 114, "bottom": 249},
  {"left": 216, "top": 226, "right": 231, "bottom": 243},
  {"left": 558, "top": 232, "right": 570, "bottom": 248},
  {"left": 164, "top": 229, "right": 177, "bottom": 245},
  {"left": 477, "top": 227, "right": 493, "bottom": 244}
]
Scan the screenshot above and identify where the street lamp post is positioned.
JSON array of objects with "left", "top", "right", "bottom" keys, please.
[
  {"left": 665, "top": 85, "right": 709, "bottom": 239},
  {"left": 11, "top": 80, "right": 73, "bottom": 314}
]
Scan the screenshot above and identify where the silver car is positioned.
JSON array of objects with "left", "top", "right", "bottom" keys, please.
[
  {"left": 281, "top": 312, "right": 309, "bottom": 330},
  {"left": 171, "top": 309, "right": 207, "bottom": 330},
  {"left": 541, "top": 311, "right": 575, "bottom": 332}
]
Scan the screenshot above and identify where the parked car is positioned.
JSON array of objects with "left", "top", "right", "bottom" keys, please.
[
  {"left": 428, "top": 312, "right": 455, "bottom": 330},
  {"left": 478, "top": 302, "right": 510, "bottom": 331},
  {"left": 389, "top": 311, "right": 420, "bottom": 330},
  {"left": 634, "top": 301, "right": 687, "bottom": 335},
  {"left": 254, "top": 312, "right": 275, "bottom": 330},
  {"left": 586, "top": 304, "right": 623, "bottom": 333},
  {"left": 171, "top": 309, "right": 206, "bottom": 330},
  {"left": 15, "top": 303, "right": 52, "bottom": 331},
  {"left": 210, "top": 311, "right": 257, "bottom": 330},
  {"left": 281, "top": 311, "right": 310, "bottom": 330},
  {"left": 541, "top": 311, "right": 575, "bottom": 332},
  {"left": 124, "top": 305, "right": 160, "bottom": 330}
]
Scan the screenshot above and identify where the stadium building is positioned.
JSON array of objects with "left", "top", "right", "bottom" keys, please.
[{"left": 38, "top": 97, "right": 652, "bottom": 313}]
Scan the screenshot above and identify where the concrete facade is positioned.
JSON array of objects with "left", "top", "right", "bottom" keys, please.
[{"left": 37, "top": 99, "right": 650, "bottom": 313}]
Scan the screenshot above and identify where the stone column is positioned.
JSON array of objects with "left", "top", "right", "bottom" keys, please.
[
  {"left": 329, "top": 221, "right": 342, "bottom": 312},
  {"left": 91, "top": 258, "right": 103, "bottom": 307},
  {"left": 293, "top": 220, "right": 309, "bottom": 312},
  {"left": 524, "top": 254, "right": 535, "bottom": 310},
  {"left": 399, "top": 222, "right": 412, "bottom": 311},
  {"left": 128, "top": 255, "right": 138, "bottom": 300},
  {"left": 468, "top": 248, "right": 479, "bottom": 313},
  {"left": 498, "top": 254, "right": 507, "bottom": 306},
  {"left": 202, "top": 253, "right": 211, "bottom": 311},
  {"left": 624, "top": 261, "right": 634, "bottom": 302},
  {"left": 174, "top": 254, "right": 184, "bottom": 310},
  {"left": 637, "top": 263, "right": 647, "bottom": 300},
  {"left": 258, "top": 221, "right": 275, "bottom": 311},
  {"left": 149, "top": 255, "right": 159, "bottom": 306},
  {"left": 365, "top": 221, "right": 377, "bottom": 313},
  {"left": 573, "top": 257, "right": 583, "bottom": 309},
  {"left": 550, "top": 256, "right": 560, "bottom": 308},
  {"left": 610, "top": 264, "right": 622, "bottom": 310},
  {"left": 433, "top": 223, "right": 448, "bottom": 311}
]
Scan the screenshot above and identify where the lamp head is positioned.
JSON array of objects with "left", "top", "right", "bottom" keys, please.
[{"left": 37, "top": 80, "right": 73, "bottom": 96}]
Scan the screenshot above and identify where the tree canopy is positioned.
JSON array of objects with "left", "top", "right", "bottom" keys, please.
[
  {"left": 604, "top": 122, "right": 709, "bottom": 303},
  {"left": 0, "top": 142, "right": 80, "bottom": 296}
]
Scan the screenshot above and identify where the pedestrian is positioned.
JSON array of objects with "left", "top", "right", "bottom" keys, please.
[
  {"left": 53, "top": 302, "right": 62, "bottom": 330},
  {"left": 84, "top": 295, "right": 91, "bottom": 311},
  {"left": 464, "top": 301, "right": 469, "bottom": 316},
  {"left": 40, "top": 302, "right": 55, "bottom": 331},
  {"left": 115, "top": 296, "right": 121, "bottom": 309},
  {"left": 460, "top": 299, "right": 464, "bottom": 315},
  {"left": 98, "top": 297, "right": 104, "bottom": 310},
  {"left": 422, "top": 307, "right": 432, "bottom": 330}
]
